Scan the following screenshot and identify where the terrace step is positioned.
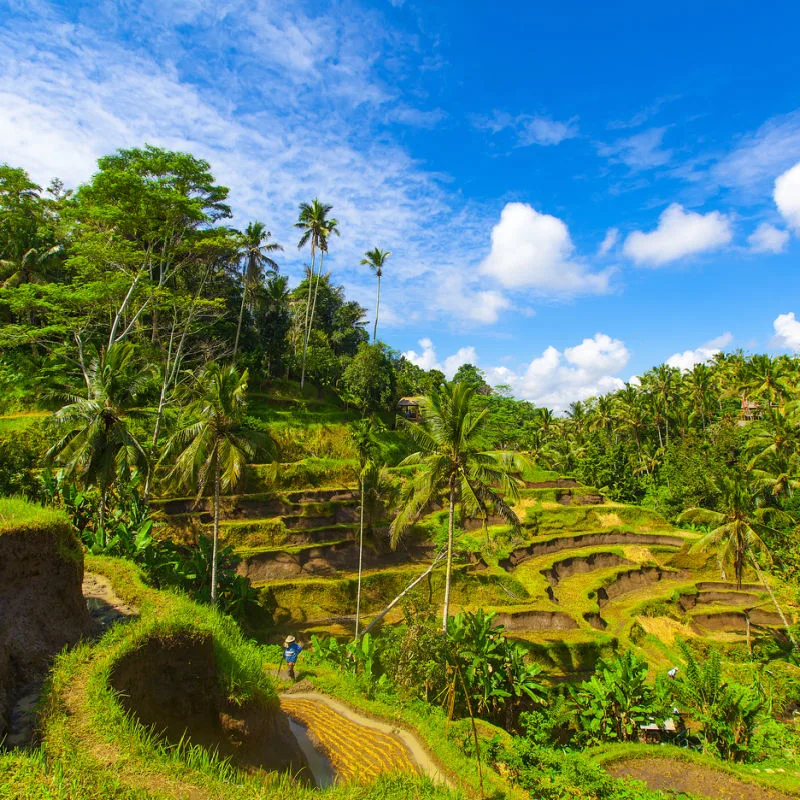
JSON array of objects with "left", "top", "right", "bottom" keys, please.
[
  {"left": 238, "top": 540, "right": 433, "bottom": 582},
  {"left": 153, "top": 488, "right": 358, "bottom": 518},
  {"left": 494, "top": 609, "right": 579, "bottom": 631},
  {"left": 691, "top": 608, "right": 783, "bottom": 633},
  {"left": 596, "top": 566, "right": 689, "bottom": 608},
  {"left": 678, "top": 589, "right": 763, "bottom": 611},
  {"left": 500, "top": 531, "right": 687, "bottom": 570},
  {"left": 540, "top": 551, "right": 634, "bottom": 587}
]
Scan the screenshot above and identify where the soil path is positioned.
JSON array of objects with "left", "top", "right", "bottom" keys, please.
[
  {"left": 280, "top": 690, "right": 450, "bottom": 786},
  {"left": 82, "top": 572, "right": 139, "bottom": 630},
  {"left": 607, "top": 757, "right": 798, "bottom": 800}
]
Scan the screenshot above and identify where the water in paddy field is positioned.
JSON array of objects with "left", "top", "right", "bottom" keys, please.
[{"left": 288, "top": 717, "right": 337, "bottom": 788}]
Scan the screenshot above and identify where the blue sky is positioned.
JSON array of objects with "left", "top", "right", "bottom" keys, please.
[{"left": 2, "top": 0, "right": 800, "bottom": 408}]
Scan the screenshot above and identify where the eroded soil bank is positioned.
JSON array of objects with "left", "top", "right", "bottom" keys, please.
[
  {"left": 110, "top": 630, "right": 309, "bottom": 778},
  {"left": 607, "top": 757, "right": 797, "bottom": 800},
  {"left": 0, "top": 526, "right": 92, "bottom": 742}
]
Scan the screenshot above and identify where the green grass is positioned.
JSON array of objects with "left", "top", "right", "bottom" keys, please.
[
  {"left": 0, "top": 410, "right": 50, "bottom": 433},
  {"left": 0, "top": 496, "right": 70, "bottom": 535}
]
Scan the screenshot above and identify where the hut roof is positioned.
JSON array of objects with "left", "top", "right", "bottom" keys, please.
[{"left": 397, "top": 396, "right": 422, "bottom": 407}]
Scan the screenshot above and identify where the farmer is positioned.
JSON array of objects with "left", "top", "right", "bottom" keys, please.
[
  {"left": 283, "top": 635, "right": 303, "bottom": 681},
  {"left": 667, "top": 666, "right": 679, "bottom": 679}
]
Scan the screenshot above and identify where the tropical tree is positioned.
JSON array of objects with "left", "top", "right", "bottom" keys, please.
[
  {"left": 233, "top": 221, "right": 282, "bottom": 358},
  {"left": 47, "top": 342, "right": 150, "bottom": 531},
  {"left": 569, "top": 649, "right": 654, "bottom": 744},
  {"left": 678, "top": 478, "right": 798, "bottom": 651},
  {"left": 295, "top": 199, "right": 339, "bottom": 388},
  {"left": 359, "top": 247, "right": 391, "bottom": 342},
  {"left": 390, "top": 382, "right": 521, "bottom": 631},
  {"left": 351, "top": 418, "right": 381, "bottom": 640},
  {"left": 743, "top": 354, "right": 790, "bottom": 407},
  {"left": 163, "top": 363, "right": 274, "bottom": 604}
]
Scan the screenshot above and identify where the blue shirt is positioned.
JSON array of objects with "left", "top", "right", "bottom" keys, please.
[{"left": 284, "top": 642, "right": 303, "bottom": 663}]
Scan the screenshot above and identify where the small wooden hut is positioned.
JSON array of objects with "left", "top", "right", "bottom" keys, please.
[{"left": 397, "top": 396, "right": 422, "bottom": 421}]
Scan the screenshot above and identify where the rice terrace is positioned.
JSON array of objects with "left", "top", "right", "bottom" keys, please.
[{"left": 1, "top": 2, "right": 800, "bottom": 799}]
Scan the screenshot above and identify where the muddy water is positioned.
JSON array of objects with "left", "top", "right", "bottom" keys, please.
[{"left": 288, "top": 717, "right": 337, "bottom": 788}]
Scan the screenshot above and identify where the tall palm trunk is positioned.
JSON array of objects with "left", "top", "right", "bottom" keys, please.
[
  {"left": 355, "top": 472, "right": 365, "bottom": 640},
  {"left": 211, "top": 450, "right": 220, "bottom": 605},
  {"left": 749, "top": 553, "right": 798, "bottom": 652},
  {"left": 233, "top": 266, "right": 248, "bottom": 358},
  {"left": 302, "top": 249, "right": 325, "bottom": 387},
  {"left": 442, "top": 476, "right": 456, "bottom": 633},
  {"left": 299, "top": 243, "right": 316, "bottom": 389},
  {"left": 99, "top": 487, "right": 108, "bottom": 533},
  {"left": 373, "top": 274, "right": 381, "bottom": 342}
]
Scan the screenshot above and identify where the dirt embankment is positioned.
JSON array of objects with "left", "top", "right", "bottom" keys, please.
[
  {"left": 0, "top": 526, "right": 92, "bottom": 740},
  {"left": 237, "top": 540, "right": 433, "bottom": 581},
  {"left": 110, "top": 631, "right": 308, "bottom": 777},
  {"left": 607, "top": 757, "right": 797, "bottom": 800}
]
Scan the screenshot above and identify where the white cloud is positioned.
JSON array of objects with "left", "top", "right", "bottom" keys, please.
[
  {"left": 402, "top": 339, "right": 477, "bottom": 379},
  {"left": 518, "top": 116, "right": 579, "bottom": 147},
  {"left": 473, "top": 111, "right": 578, "bottom": 147},
  {"left": 0, "top": 1, "right": 505, "bottom": 330},
  {"left": 444, "top": 347, "right": 478, "bottom": 378},
  {"left": 623, "top": 203, "right": 733, "bottom": 267},
  {"left": 712, "top": 111, "right": 800, "bottom": 198},
  {"left": 747, "top": 222, "right": 789, "bottom": 254},
  {"left": 597, "top": 227, "right": 619, "bottom": 256},
  {"left": 479, "top": 202, "right": 613, "bottom": 294},
  {"left": 774, "top": 161, "right": 800, "bottom": 232},
  {"left": 773, "top": 313, "right": 800, "bottom": 351},
  {"left": 484, "top": 333, "right": 630, "bottom": 412},
  {"left": 597, "top": 127, "right": 672, "bottom": 170},
  {"left": 666, "top": 332, "right": 733, "bottom": 372}
]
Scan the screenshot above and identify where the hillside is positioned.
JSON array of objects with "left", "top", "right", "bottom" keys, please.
[{"left": 144, "top": 386, "right": 795, "bottom": 680}]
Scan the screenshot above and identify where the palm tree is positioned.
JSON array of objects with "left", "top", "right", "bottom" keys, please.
[
  {"left": 643, "top": 364, "right": 679, "bottom": 447},
  {"left": 233, "top": 222, "right": 282, "bottom": 358},
  {"left": 351, "top": 419, "right": 380, "bottom": 640},
  {"left": 743, "top": 354, "right": 790, "bottom": 407},
  {"left": 390, "top": 383, "right": 521, "bottom": 631},
  {"left": 615, "top": 383, "right": 646, "bottom": 455},
  {"left": 47, "top": 343, "right": 149, "bottom": 530},
  {"left": 360, "top": 248, "right": 391, "bottom": 342},
  {"left": 683, "top": 363, "right": 713, "bottom": 430},
  {"left": 295, "top": 199, "right": 339, "bottom": 388},
  {"left": 163, "top": 363, "right": 274, "bottom": 604},
  {"left": 1, "top": 243, "right": 62, "bottom": 288},
  {"left": 678, "top": 478, "right": 798, "bottom": 651}
]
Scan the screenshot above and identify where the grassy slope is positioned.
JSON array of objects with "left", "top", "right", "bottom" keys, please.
[
  {"left": 0, "top": 497, "right": 69, "bottom": 535},
  {"left": 0, "top": 556, "right": 462, "bottom": 800}
]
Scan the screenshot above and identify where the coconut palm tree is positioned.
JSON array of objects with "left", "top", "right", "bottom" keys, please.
[
  {"left": 615, "top": 383, "right": 646, "bottom": 455},
  {"left": 359, "top": 248, "right": 391, "bottom": 342},
  {"left": 233, "top": 221, "right": 282, "bottom": 358},
  {"left": 295, "top": 199, "right": 339, "bottom": 388},
  {"left": 1, "top": 243, "right": 62, "bottom": 288},
  {"left": 47, "top": 342, "right": 150, "bottom": 531},
  {"left": 743, "top": 354, "right": 790, "bottom": 407},
  {"left": 678, "top": 478, "right": 798, "bottom": 651},
  {"left": 390, "top": 382, "right": 521, "bottom": 631},
  {"left": 351, "top": 418, "right": 380, "bottom": 640},
  {"left": 683, "top": 362, "right": 714, "bottom": 430},
  {"left": 163, "top": 363, "right": 274, "bottom": 604}
]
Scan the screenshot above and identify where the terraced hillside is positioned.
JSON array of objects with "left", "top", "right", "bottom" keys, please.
[{"left": 151, "top": 406, "right": 795, "bottom": 674}]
